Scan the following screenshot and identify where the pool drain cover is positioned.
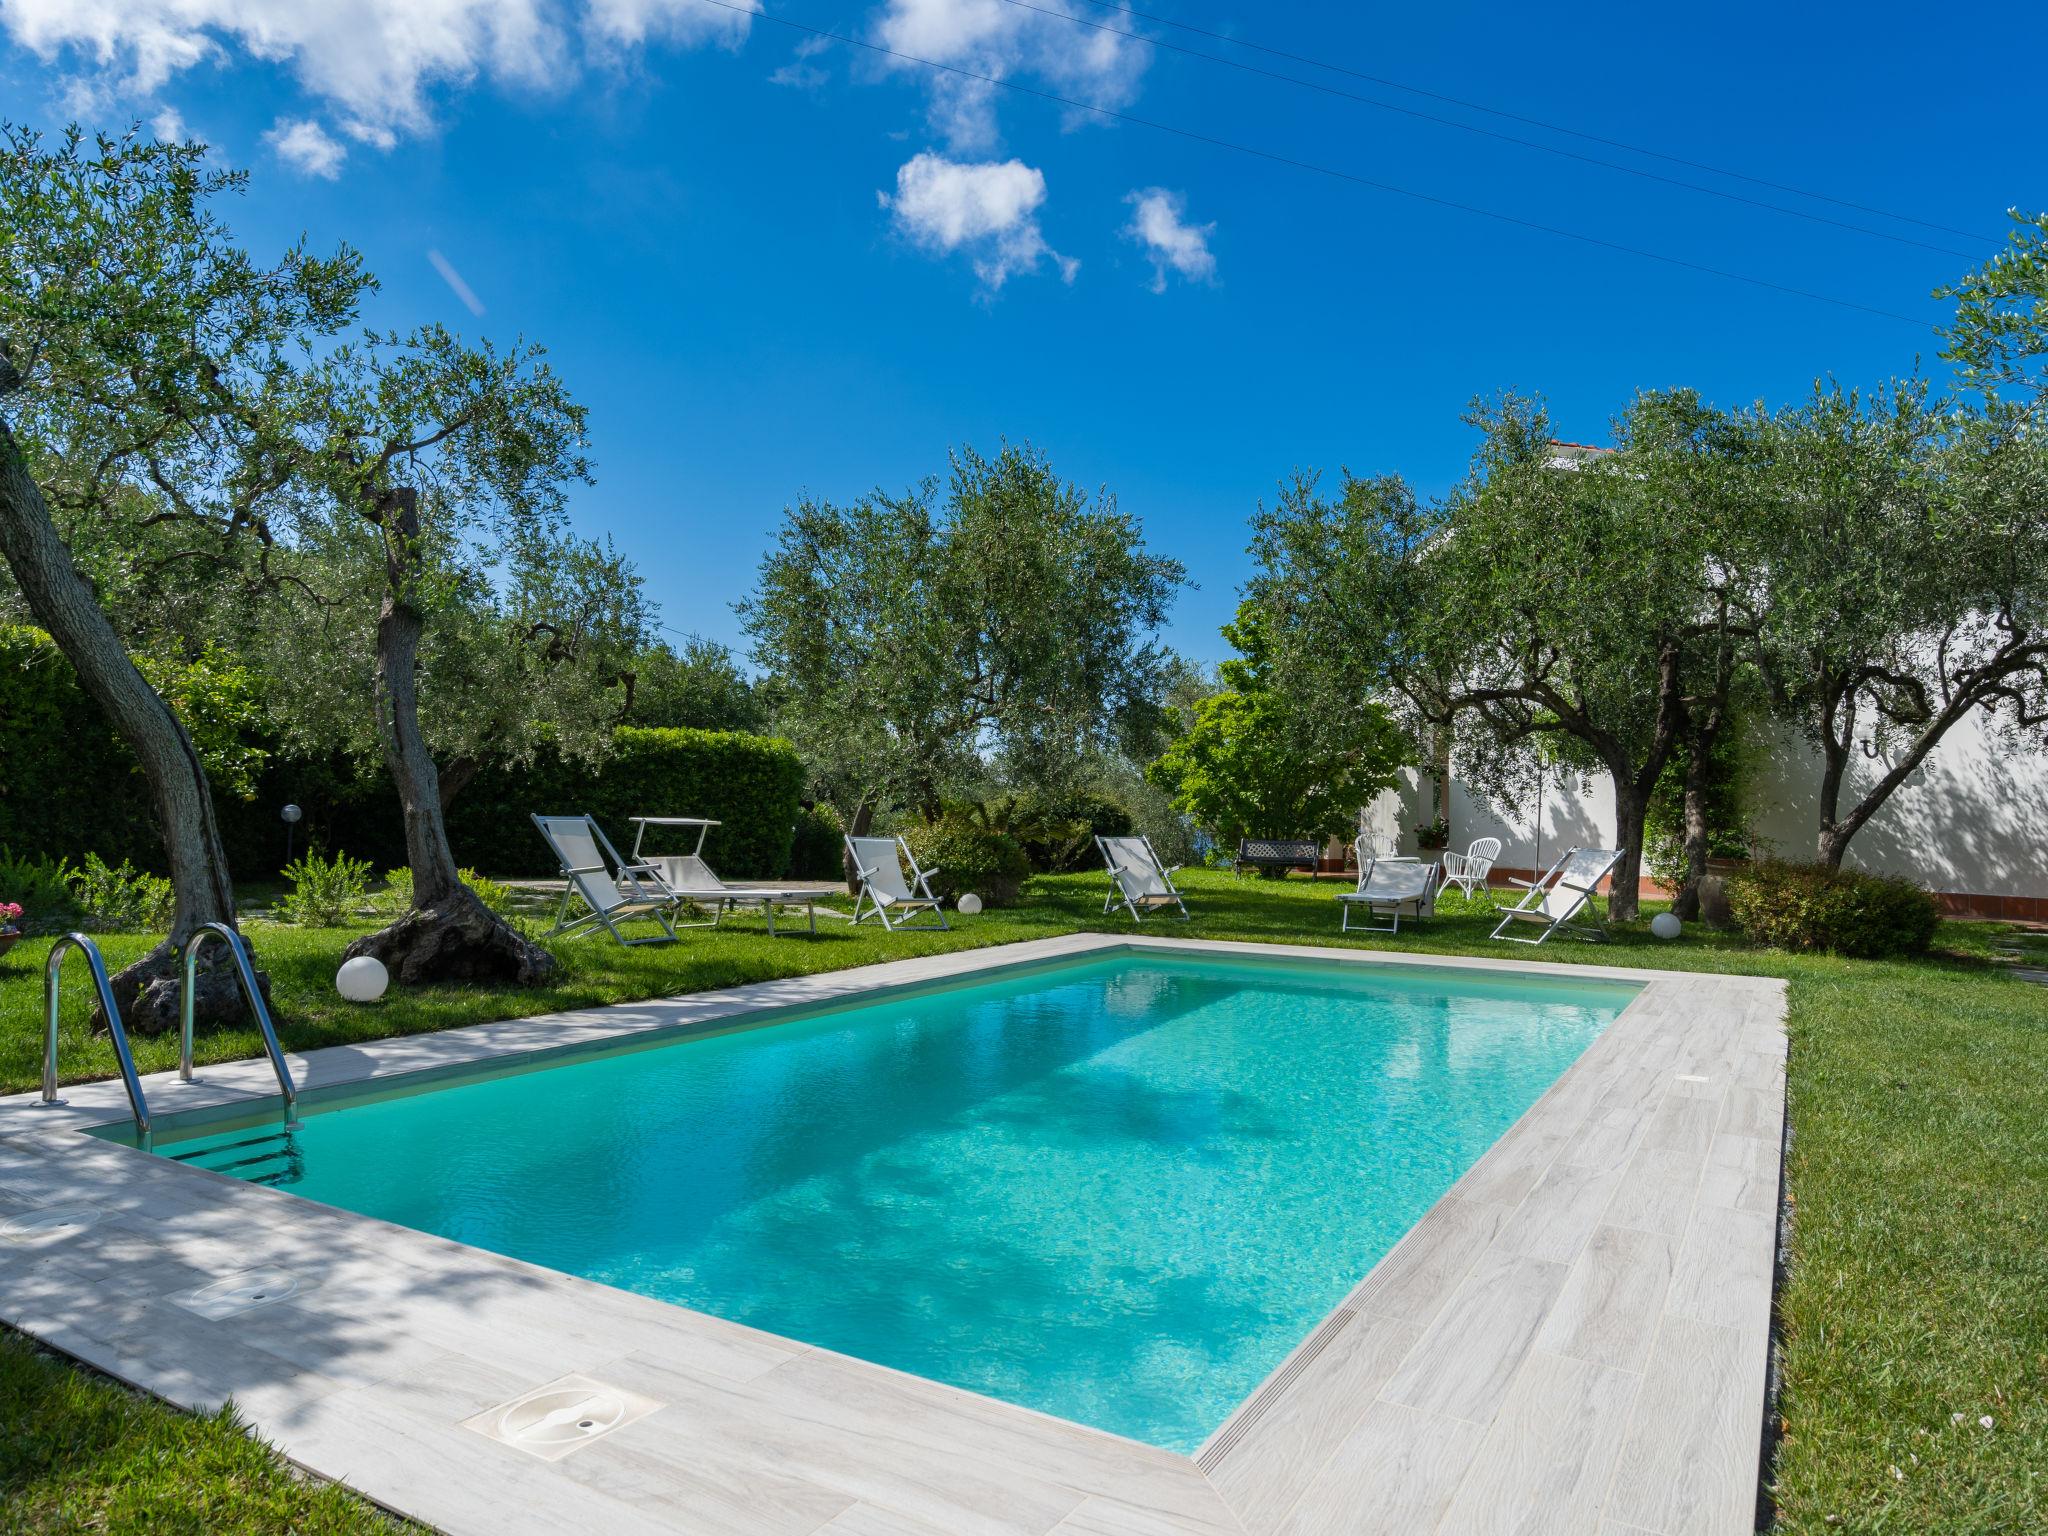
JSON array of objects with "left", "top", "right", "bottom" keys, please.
[
  {"left": 0, "top": 1204, "right": 100, "bottom": 1247},
  {"left": 463, "top": 1374, "right": 660, "bottom": 1462},
  {"left": 176, "top": 1267, "right": 301, "bottom": 1321}
]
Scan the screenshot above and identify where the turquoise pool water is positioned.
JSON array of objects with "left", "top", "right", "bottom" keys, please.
[{"left": 155, "top": 951, "right": 1635, "bottom": 1452}]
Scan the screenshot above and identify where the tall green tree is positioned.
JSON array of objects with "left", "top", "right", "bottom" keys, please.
[
  {"left": 1147, "top": 601, "right": 1405, "bottom": 850},
  {"left": 627, "top": 635, "right": 769, "bottom": 733},
  {"left": 0, "top": 125, "right": 365, "bottom": 1027},
  {"left": 739, "top": 442, "right": 1186, "bottom": 859}
]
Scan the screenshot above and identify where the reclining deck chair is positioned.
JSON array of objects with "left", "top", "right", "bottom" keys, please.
[
  {"left": 1337, "top": 836, "right": 1439, "bottom": 933},
  {"left": 630, "top": 816, "right": 830, "bottom": 937},
  {"left": 1099, "top": 834, "right": 1189, "bottom": 922},
  {"left": 846, "top": 835, "right": 949, "bottom": 931},
  {"left": 1490, "top": 846, "right": 1625, "bottom": 945},
  {"left": 531, "top": 813, "right": 680, "bottom": 945},
  {"left": 1437, "top": 836, "right": 1503, "bottom": 898}
]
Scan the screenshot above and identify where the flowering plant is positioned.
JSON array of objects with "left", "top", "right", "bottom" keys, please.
[{"left": 0, "top": 901, "right": 22, "bottom": 933}]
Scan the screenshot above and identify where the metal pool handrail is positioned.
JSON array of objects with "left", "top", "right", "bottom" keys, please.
[
  {"left": 182, "top": 922, "right": 297, "bottom": 1119},
  {"left": 42, "top": 933, "right": 151, "bottom": 1137}
]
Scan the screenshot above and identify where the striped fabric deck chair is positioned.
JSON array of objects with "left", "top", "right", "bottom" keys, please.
[
  {"left": 1490, "top": 846, "right": 1625, "bottom": 945},
  {"left": 531, "top": 813, "right": 680, "bottom": 945},
  {"left": 846, "top": 835, "right": 949, "bottom": 931},
  {"left": 1098, "top": 834, "right": 1189, "bottom": 922}
]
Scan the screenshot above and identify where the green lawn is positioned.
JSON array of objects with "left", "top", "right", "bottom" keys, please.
[
  {"left": 2, "top": 868, "right": 2044, "bottom": 1532},
  {"left": 0, "top": 1326, "right": 415, "bottom": 1534}
]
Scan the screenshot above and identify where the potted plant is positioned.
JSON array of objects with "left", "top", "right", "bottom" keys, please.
[
  {"left": 0, "top": 902, "right": 22, "bottom": 960},
  {"left": 1415, "top": 816, "right": 1451, "bottom": 852}
]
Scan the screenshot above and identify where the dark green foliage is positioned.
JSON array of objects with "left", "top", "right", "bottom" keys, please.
[
  {"left": 1726, "top": 859, "right": 1940, "bottom": 958},
  {"left": 1644, "top": 722, "right": 1752, "bottom": 887},
  {"left": 627, "top": 637, "right": 770, "bottom": 733},
  {"left": 787, "top": 803, "right": 845, "bottom": 879},
  {"left": 0, "top": 847, "right": 75, "bottom": 932},
  {"left": 900, "top": 814, "right": 1031, "bottom": 906},
  {"left": 446, "top": 727, "right": 805, "bottom": 879},
  {"left": 0, "top": 626, "right": 160, "bottom": 868},
  {"left": 1003, "top": 788, "right": 1133, "bottom": 873}
]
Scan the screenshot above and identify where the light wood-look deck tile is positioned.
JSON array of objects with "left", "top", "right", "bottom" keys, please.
[
  {"left": 1271, "top": 1402, "right": 1487, "bottom": 1536},
  {"left": 1533, "top": 1224, "right": 1679, "bottom": 1374},
  {"left": 1604, "top": 1316, "right": 1770, "bottom": 1536},
  {"left": 1381, "top": 1250, "right": 1572, "bottom": 1424},
  {"left": 1433, "top": 1349, "right": 1642, "bottom": 1535}
]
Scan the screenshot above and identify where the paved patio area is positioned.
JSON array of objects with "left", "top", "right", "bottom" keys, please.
[{"left": 0, "top": 936, "right": 1785, "bottom": 1535}]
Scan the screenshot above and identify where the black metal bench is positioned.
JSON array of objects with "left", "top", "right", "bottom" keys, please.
[{"left": 1234, "top": 838, "right": 1325, "bottom": 878}]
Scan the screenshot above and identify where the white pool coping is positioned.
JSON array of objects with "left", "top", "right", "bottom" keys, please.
[{"left": 0, "top": 934, "right": 1786, "bottom": 1536}]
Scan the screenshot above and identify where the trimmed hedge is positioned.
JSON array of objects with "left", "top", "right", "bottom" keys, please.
[
  {"left": 0, "top": 630, "right": 805, "bottom": 882},
  {"left": 1726, "top": 858, "right": 1940, "bottom": 959},
  {"left": 446, "top": 728, "right": 806, "bottom": 879},
  {"left": 901, "top": 815, "right": 1031, "bottom": 907}
]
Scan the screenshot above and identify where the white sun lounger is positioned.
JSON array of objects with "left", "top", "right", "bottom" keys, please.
[
  {"left": 531, "top": 813, "right": 680, "bottom": 946},
  {"left": 1338, "top": 837, "right": 1438, "bottom": 933},
  {"left": 1438, "top": 835, "right": 1503, "bottom": 898},
  {"left": 1098, "top": 834, "right": 1189, "bottom": 922},
  {"left": 1490, "top": 846, "right": 1625, "bottom": 944},
  {"left": 630, "top": 817, "right": 830, "bottom": 938},
  {"left": 846, "top": 834, "right": 949, "bottom": 931}
]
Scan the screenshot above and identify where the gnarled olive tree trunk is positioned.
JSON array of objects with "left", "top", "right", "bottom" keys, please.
[
  {"left": 342, "top": 523, "right": 552, "bottom": 986},
  {"left": 0, "top": 411, "right": 257, "bottom": 1032}
]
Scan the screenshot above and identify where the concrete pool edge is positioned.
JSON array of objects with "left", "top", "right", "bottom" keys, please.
[{"left": 0, "top": 935, "right": 1786, "bottom": 1536}]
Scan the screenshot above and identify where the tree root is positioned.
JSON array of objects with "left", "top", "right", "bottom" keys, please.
[
  {"left": 342, "top": 890, "right": 555, "bottom": 987},
  {"left": 107, "top": 940, "right": 271, "bottom": 1038}
]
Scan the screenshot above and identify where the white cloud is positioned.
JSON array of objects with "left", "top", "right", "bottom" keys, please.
[
  {"left": 1122, "top": 187, "right": 1215, "bottom": 292},
  {"left": 873, "top": 0, "right": 1147, "bottom": 152},
  {"left": 265, "top": 117, "right": 346, "bottom": 179},
  {"left": 881, "top": 151, "right": 1075, "bottom": 290},
  {"left": 150, "top": 106, "right": 185, "bottom": 142},
  {"left": 0, "top": 0, "right": 756, "bottom": 157}
]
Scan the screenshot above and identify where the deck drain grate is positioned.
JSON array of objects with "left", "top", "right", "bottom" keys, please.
[
  {"left": 175, "top": 1267, "right": 302, "bottom": 1321},
  {"left": 1196, "top": 1306, "right": 1358, "bottom": 1472},
  {"left": 0, "top": 1204, "right": 100, "bottom": 1247},
  {"left": 463, "top": 1374, "right": 661, "bottom": 1462}
]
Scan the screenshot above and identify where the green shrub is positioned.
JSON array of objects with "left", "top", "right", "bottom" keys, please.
[
  {"left": 1004, "top": 788, "right": 1133, "bottom": 872},
  {"left": 446, "top": 727, "right": 806, "bottom": 879},
  {"left": 277, "top": 850, "right": 373, "bottom": 926},
  {"left": 460, "top": 868, "right": 515, "bottom": 915},
  {"left": 373, "top": 866, "right": 414, "bottom": 914},
  {"left": 0, "top": 847, "right": 78, "bottom": 934},
  {"left": 1726, "top": 859, "right": 1939, "bottom": 959},
  {"left": 67, "top": 853, "right": 174, "bottom": 934},
  {"left": 901, "top": 815, "right": 1031, "bottom": 907},
  {"left": 788, "top": 803, "right": 845, "bottom": 879}
]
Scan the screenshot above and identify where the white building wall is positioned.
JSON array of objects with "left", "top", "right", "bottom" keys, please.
[
  {"left": 1364, "top": 711, "right": 2047, "bottom": 902},
  {"left": 1746, "top": 712, "right": 2048, "bottom": 901}
]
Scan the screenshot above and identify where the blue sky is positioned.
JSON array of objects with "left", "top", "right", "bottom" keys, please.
[{"left": 5, "top": 1, "right": 2039, "bottom": 666}]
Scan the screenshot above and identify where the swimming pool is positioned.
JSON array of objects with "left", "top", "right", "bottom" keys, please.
[{"left": 151, "top": 950, "right": 1636, "bottom": 1452}]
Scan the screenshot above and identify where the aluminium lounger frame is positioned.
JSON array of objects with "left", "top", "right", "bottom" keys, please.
[
  {"left": 846, "top": 834, "right": 950, "bottom": 932},
  {"left": 1098, "top": 834, "right": 1190, "bottom": 922},
  {"left": 1489, "top": 845, "right": 1625, "bottom": 946},
  {"left": 532, "top": 812, "right": 681, "bottom": 946}
]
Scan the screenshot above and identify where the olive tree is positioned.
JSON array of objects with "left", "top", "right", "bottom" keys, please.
[
  {"left": 284, "top": 326, "right": 597, "bottom": 984},
  {"left": 740, "top": 442, "right": 1186, "bottom": 868},
  {"left": 1750, "top": 381, "right": 2048, "bottom": 867},
  {"left": 1251, "top": 397, "right": 1723, "bottom": 921},
  {"left": 1937, "top": 210, "right": 2048, "bottom": 401},
  {"left": 0, "top": 125, "right": 365, "bottom": 1027}
]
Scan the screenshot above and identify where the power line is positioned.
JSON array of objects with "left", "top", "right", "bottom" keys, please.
[
  {"left": 690, "top": 0, "right": 1933, "bottom": 329},
  {"left": 1062, "top": 0, "right": 1989, "bottom": 245},
  {"left": 995, "top": 0, "right": 1978, "bottom": 259}
]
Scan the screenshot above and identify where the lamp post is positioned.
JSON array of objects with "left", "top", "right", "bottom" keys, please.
[{"left": 281, "top": 803, "right": 302, "bottom": 869}]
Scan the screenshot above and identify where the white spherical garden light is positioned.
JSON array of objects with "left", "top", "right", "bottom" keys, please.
[
  {"left": 336, "top": 954, "right": 389, "bottom": 1003},
  {"left": 956, "top": 893, "right": 984, "bottom": 916},
  {"left": 1650, "top": 912, "right": 1682, "bottom": 940}
]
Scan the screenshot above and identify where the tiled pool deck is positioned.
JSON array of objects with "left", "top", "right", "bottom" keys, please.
[{"left": 0, "top": 935, "right": 1786, "bottom": 1535}]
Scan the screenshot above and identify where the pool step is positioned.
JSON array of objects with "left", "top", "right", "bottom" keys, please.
[{"left": 168, "top": 1130, "right": 304, "bottom": 1187}]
